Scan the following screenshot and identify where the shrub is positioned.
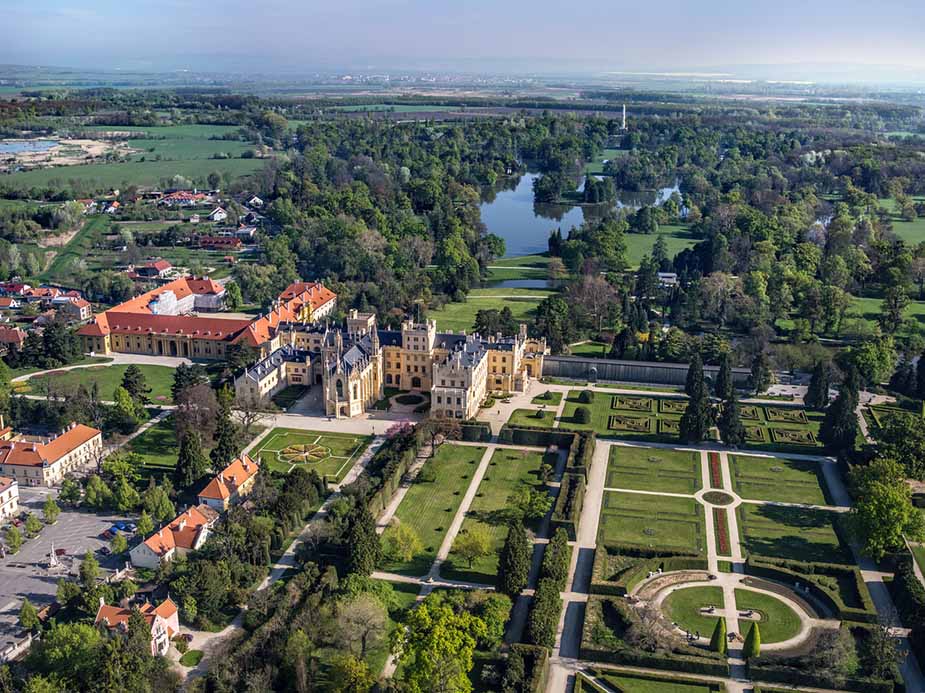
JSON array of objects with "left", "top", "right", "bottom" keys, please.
[
  {"left": 526, "top": 578, "right": 562, "bottom": 649},
  {"left": 578, "top": 390, "right": 594, "bottom": 404},
  {"left": 710, "top": 617, "right": 727, "bottom": 655},
  {"left": 743, "top": 622, "right": 760, "bottom": 659},
  {"left": 575, "top": 407, "right": 591, "bottom": 424},
  {"left": 541, "top": 528, "right": 571, "bottom": 591}
]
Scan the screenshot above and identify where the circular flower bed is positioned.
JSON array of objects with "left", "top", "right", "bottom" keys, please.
[
  {"left": 394, "top": 393, "right": 426, "bottom": 406},
  {"left": 279, "top": 444, "right": 330, "bottom": 464},
  {"left": 702, "top": 491, "right": 735, "bottom": 506}
]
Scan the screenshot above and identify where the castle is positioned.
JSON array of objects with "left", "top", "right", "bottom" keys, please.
[{"left": 235, "top": 311, "right": 546, "bottom": 419}]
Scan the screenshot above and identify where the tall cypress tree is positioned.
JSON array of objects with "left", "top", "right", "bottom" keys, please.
[
  {"left": 346, "top": 505, "right": 381, "bottom": 577},
  {"left": 685, "top": 352, "right": 704, "bottom": 398},
  {"left": 498, "top": 523, "right": 532, "bottom": 598},
  {"left": 805, "top": 361, "right": 831, "bottom": 410},
  {"left": 819, "top": 385, "right": 859, "bottom": 455},
  {"left": 709, "top": 617, "right": 727, "bottom": 655},
  {"left": 743, "top": 622, "right": 761, "bottom": 659},
  {"left": 718, "top": 390, "right": 745, "bottom": 447},
  {"left": 121, "top": 365, "right": 151, "bottom": 405},
  {"left": 749, "top": 351, "right": 772, "bottom": 395},
  {"left": 174, "top": 431, "right": 210, "bottom": 488},
  {"left": 681, "top": 356, "right": 713, "bottom": 443},
  {"left": 714, "top": 352, "right": 733, "bottom": 401},
  {"left": 210, "top": 385, "right": 238, "bottom": 472}
]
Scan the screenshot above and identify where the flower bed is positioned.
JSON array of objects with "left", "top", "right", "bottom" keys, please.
[
  {"left": 713, "top": 508, "right": 731, "bottom": 555},
  {"left": 765, "top": 407, "right": 809, "bottom": 425},
  {"left": 769, "top": 428, "right": 816, "bottom": 446},
  {"left": 608, "top": 415, "right": 653, "bottom": 433},
  {"left": 658, "top": 398, "right": 688, "bottom": 415},
  {"left": 611, "top": 396, "right": 655, "bottom": 413},
  {"left": 708, "top": 452, "right": 722, "bottom": 489}
]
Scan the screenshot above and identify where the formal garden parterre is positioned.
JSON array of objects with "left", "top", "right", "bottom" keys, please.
[{"left": 252, "top": 427, "right": 371, "bottom": 482}]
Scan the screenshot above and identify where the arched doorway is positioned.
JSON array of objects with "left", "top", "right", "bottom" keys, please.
[
  {"left": 169, "top": 341, "right": 178, "bottom": 357},
  {"left": 411, "top": 376, "right": 422, "bottom": 389}
]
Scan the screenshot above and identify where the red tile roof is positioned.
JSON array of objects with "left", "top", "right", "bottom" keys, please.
[
  {"left": 95, "top": 598, "right": 178, "bottom": 637},
  {"left": 0, "top": 423, "right": 100, "bottom": 468},
  {"left": 0, "top": 327, "right": 25, "bottom": 345},
  {"left": 198, "top": 455, "right": 259, "bottom": 501}
]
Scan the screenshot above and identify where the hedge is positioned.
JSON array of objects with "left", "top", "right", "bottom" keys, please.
[
  {"left": 541, "top": 527, "right": 572, "bottom": 591},
  {"left": 509, "top": 644, "right": 549, "bottom": 693},
  {"left": 590, "top": 544, "right": 707, "bottom": 596},
  {"left": 526, "top": 578, "right": 562, "bottom": 649},
  {"left": 551, "top": 472, "right": 585, "bottom": 541},
  {"left": 497, "top": 425, "right": 577, "bottom": 448},
  {"left": 580, "top": 597, "right": 730, "bottom": 677},
  {"left": 461, "top": 421, "right": 492, "bottom": 442},
  {"left": 351, "top": 427, "right": 421, "bottom": 517},
  {"left": 567, "top": 432, "right": 595, "bottom": 480},
  {"left": 888, "top": 553, "right": 925, "bottom": 668},
  {"left": 745, "top": 662, "right": 896, "bottom": 693},
  {"left": 743, "top": 556, "right": 878, "bottom": 623}
]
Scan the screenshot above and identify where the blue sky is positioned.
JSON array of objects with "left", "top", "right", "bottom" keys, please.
[{"left": 2, "top": 0, "right": 925, "bottom": 76}]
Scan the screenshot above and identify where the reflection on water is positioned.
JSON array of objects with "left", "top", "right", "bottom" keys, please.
[
  {"left": 483, "top": 279, "right": 554, "bottom": 290},
  {"left": 481, "top": 172, "right": 680, "bottom": 257},
  {"left": 0, "top": 140, "right": 59, "bottom": 154}
]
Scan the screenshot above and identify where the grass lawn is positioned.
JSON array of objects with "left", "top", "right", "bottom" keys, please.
[
  {"left": 8, "top": 356, "right": 111, "bottom": 381},
  {"left": 606, "top": 446, "right": 702, "bottom": 494},
  {"left": 251, "top": 428, "right": 370, "bottom": 483},
  {"left": 662, "top": 586, "right": 724, "bottom": 636},
  {"left": 530, "top": 390, "right": 562, "bottom": 406},
  {"left": 584, "top": 148, "right": 627, "bottom": 174},
  {"left": 428, "top": 289, "right": 552, "bottom": 332},
  {"left": 912, "top": 543, "right": 925, "bottom": 577},
  {"left": 568, "top": 341, "right": 610, "bottom": 358},
  {"left": 730, "top": 454, "right": 831, "bottom": 506},
  {"left": 507, "top": 408, "right": 556, "bottom": 428},
  {"left": 597, "top": 672, "right": 718, "bottom": 693},
  {"left": 179, "top": 650, "right": 204, "bottom": 667},
  {"left": 41, "top": 215, "right": 107, "bottom": 284},
  {"left": 599, "top": 491, "right": 706, "bottom": 554},
  {"left": 485, "top": 254, "right": 550, "bottom": 281},
  {"left": 849, "top": 295, "right": 925, "bottom": 332},
  {"left": 379, "top": 444, "right": 486, "bottom": 577},
  {"left": 127, "top": 416, "right": 179, "bottom": 477},
  {"left": 23, "top": 364, "right": 176, "bottom": 402},
  {"left": 366, "top": 580, "right": 421, "bottom": 675},
  {"left": 270, "top": 385, "right": 308, "bottom": 410},
  {"left": 734, "top": 588, "right": 802, "bottom": 644},
  {"left": 737, "top": 503, "right": 852, "bottom": 565},
  {"left": 624, "top": 224, "right": 699, "bottom": 268},
  {"left": 443, "top": 448, "right": 547, "bottom": 584}
]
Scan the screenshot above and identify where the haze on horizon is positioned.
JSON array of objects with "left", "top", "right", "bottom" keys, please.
[{"left": 3, "top": 0, "right": 925, "bottom": 81}]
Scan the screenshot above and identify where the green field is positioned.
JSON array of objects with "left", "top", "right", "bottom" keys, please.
[
  {"left": 734, "top": 589, "right": 802, "bottom": 644},
  {"left": 485, "top": 254, "right": 551, "bottom": 281},
  {"left": 331, "top": 103, "right": 460, "bottom": 113},
  {"left": 531, "top": 390, "right": 562, "bottom": 406},
  {"left": 584, "top": 148, "right": 627, "bottom": 175},
  {"left": 624, "top": 224, "right": 699, "bottom": 267},
  {"left": 127, "top": 416, "right": 179, "bottom": 475},
  {"left": 428, "top": 292, "right": 549, "bottom": 332},
  {"left": 507, "top": 408, "right": 556, "bottom": 427},
  {"left": 41, "top": 215, "right": 107, "bottom": 283},
  {"left": 9, "top": 356, "right": 111, "bottom": 381},
  {"left": 662, "top": 586, "right": 724, "bottom": 636},
  {"left": 568, "top": 341, "right": 610, "bottom": 358},
  {"left": 596, "top": 672, "right": 717, "bottom": 693},
  {"left": 251, "top": 428, "right": 370, "bottom": 482},
  {"left": 444, "top": 448, "right": 547, "bottom": 584},
  {"left": 606, "top": 446, "right": 702, "bottom": 494},
  {"left": 736, "top": 503, "right": 851, "bottom": 565},
  {"left": 23, "top": 364, "right": 176, "bottom": 402},
  {"left": 879, "top": 196, "right": 925, "bottom": 245},
  {"left": 730, "top": 454, "right": 830, "bottom": 506},
  {"left": 849, "top": 295, "right": 925, "bottom": 330},
  {"left": 379, "top": 444, "right": 486, "bottom": 576},
  {"left": 599, "top": 491, "right": 706, "bottom": 554}
]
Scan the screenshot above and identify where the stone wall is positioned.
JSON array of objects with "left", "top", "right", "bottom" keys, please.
[{"left": 542, "top": 356, "right": 752, "bottom": 386}]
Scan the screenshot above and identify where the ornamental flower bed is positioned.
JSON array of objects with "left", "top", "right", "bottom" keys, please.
[
  {"left": 713, "top": 508, "right": 731, "bottom": 555},
  {"left": 708, "top": 452, "right": 722, "bottom": 488}
]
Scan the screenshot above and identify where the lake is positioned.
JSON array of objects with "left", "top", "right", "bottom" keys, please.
[
  {"left": 0, "top": 140, "right": 59, "bottom": 154},
  {"left": 480, "top": 172, "right": 681, "bottom": 257}
]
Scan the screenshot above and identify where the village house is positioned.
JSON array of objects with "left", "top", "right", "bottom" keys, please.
[
  {"left": 0, "top": 283, "right": 30, "bottom": 297},
  {"left": 129, "top": 505, "right": 218, "bottom": 569},
  {"left": 128, "top": 260, "right": 172, "bottom": 280},
  {"left": 0, "top": 476, "right": 19, "bottom": 522},
  {"left": 0, "top": 327, "right": 25, "bottom": 354},
  {"left": 207, "top": 207, "right": 227, "bottom": 222},
  {"left": 52, "top": 296, "right": 93, "bottom": 323},
  {"left": 95, "top": 598, "right": 179, "bottom": 656},
  {"left": 245, "top": 195, "right": 263, "bottom": 208},
  {"left": 0, "top": 423, "right": 103, "bottom": 486},
  {"left": 21, "top": 287, "right": 63, "bottom": 307},
  {"left": 198, "top": 235, "right": 241, "bottom": 251},
  {"left": 197, "top": 455, "right": 260, "bottom": 511},
  {"left": 0, "top": 297, "right": 21, "bottom": 310},
  {"left": 104, "top": 201, "right": 120, "bottom": 214}
]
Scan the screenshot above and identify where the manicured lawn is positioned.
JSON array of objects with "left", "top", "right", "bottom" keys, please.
[
  {"left": 662, "top": 586, "right": 724, "bottom": 636},
  {"left": 606, "top": 446, "right": 702, "bottom": 494},
  {"left": 428, "top": 290, "right": 551, "bottom": 332},
  {"left": 484, "top": 254, "right": 550, "bottom": 281},
  {"left": 251, "top": 428, "right": 370, "bottom": 482},
  {"left": 530, "top": 390, "right": 562, "bottom": 406},
  {"left": 444, "top": 448, "right": 548, "bottom": 585},
  {"left": 849, "top": 295, "right": 925, "bottom": 332},
  {"left": 624, "top": 224, "right": 698, "bottom": 267},
  {"left": 730, "top": 454, "right": 830, "bottom": 506},
  {"left": 734, "top": 588, "right": 802, "bottom": 644},
  {"left": 8, "top": 356, "right": 111, "bottom": 381},
  {"left": 598, "top": 672, "right": 717, "bottom": 693},
  {"left": 584, "top": 148, "right": 627, "bottom": 174},
  {"left": 568, "top": 341, "right": 610, "bottom": 358},
  {"left": 179, "top": 650, "right": 204, "bottom": 667},
  {"left": 127, "top": 416, "right": 179, "bottom": 476},
  {"left": 737, "top": 503, "right": 852, "bottom": 565},
  {"left": 270, "top": 385, "right": 308, "bottom": 410},
  {"left": 507, "top": 408, "right": 556, "bottom": 428},
  {"left": 598, "top": 491, "right": 706, "bottom": 554},
  {"left": 23, "top": 364, "right": 176, "bottom": 402},
  {"left": 379, "top": 444, "right": 486, "bottom": 576}
]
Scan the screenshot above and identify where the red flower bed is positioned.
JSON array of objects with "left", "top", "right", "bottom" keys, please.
[
  {"left": 713, "top": 508, "right": 730, "bottom": 555},
  {"left": 708, "top": 452, "right": 722, "bottom": 488}
]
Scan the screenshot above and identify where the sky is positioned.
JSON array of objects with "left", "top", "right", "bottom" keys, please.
[{"left": 2, "top": 0, "right": 925, "bottom": 79}]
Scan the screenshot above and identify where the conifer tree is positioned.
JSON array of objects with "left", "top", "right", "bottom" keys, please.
[
  {"left": 174, "top": 431, "right": 210, "bottom": 488},
  {"left": 718, "top": 391, "right": 745, "bottom": 447},
  {"left": 743, "top": 622, "right": 761, "bottom": 659},
  {"left": 680, "top": 357, "right": 713, "bottom": 443},
  {"left": 685, "top": 351, "right": 704, "bottom": 397},
  {"left": 710, "top": 618, "right": 727, "bottom": 655},
  {"left": 121, "top": 364, "right": 151, "bottom": 405},
  {"left": 210, "top": 385, "right": 238, "bottom": 472},
  {"left": 749, "top": 351, "right": 773, "bottom": 395},
  {"left": 819, "top": 384, "right": 859, "bottom": 455},
  {"left": 498, "top": 523, "right": 532, "bottom": 597},
  {"left": 805, "top": 361, "right": 831, "bottom": 410},
  {"left": 715, "top": 352, "right": 733, "bottom": 401},
  {"left": 346, "top": 505, "right": 381, "bottom": 577}
]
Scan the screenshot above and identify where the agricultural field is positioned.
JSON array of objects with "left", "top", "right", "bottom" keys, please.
[
  {"left": 606, "top": 446, "right": 702, "bottom": 494},
  {"left": 251, "top": 428, "right": 371, "bottom": 482},
  {"left": 444, "top": 447, "right": 548, "bottom": 584},
  {"left": 730, "top": 454, "right": 831, "bottom": 506},
  {"left": 736, "top": 503, "right": 852, "bottom": 565},
  {"left": 21, "top": 364, "right": 176, "bottom": 402},
  {"left": 598, "top": 491, "right": 706, "bottom": 554},
  {"left": 379, "top": 444, "right": 485, "bottom": 576},
  {"left": 78, "top": 124, "right": 253, "bottom": 162}
]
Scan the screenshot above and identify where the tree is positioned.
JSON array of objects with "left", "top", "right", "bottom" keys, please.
[
  {"left": 849, "top": 457, "right": 925, "bottom": 560},
  {"left": 58, "top": 477, "right": 82, "bottom": 505},
  {"left": 19, "top": 598, "right": 39, "bottom": 631},
  {"left": 383, "top": 522, "right": 423, "bottom": 563},
  {"left": 454, "top": 526, "right": 492, "bottom": 568},
  {"left": 498, "top": 523, "right": 532, "bottom": 598},
  {"left": 862, "top": 620, "right": 903, "bottom": 680},
  {"left": 812, "top": 627, "right": 859, "bottom": 687},
  {"left": 526, "top": 578, "right": 560, "bottom": 648},
  {"left": 819, "top": 384, "right": 859, "bottom": 456},
  {"left": 346, "top": 505, "right": 381, "bottom": 577},
  {"left": 24, "top": 513, "right": 42, "bottom": 537},
  {"left": 171, "top": 363, "right": 209, "bottom": 401},
  {"left": 680, "top": 361, "right": 713, "bottom": 444},
  {"left": 136, "top": 511, "right": 154, "bottom": 537},
  {"left": 210, "top": 385, "right": 238, "bottom": 472},
  {"left": 224, "top": 281, "right": 244, "bottom": 311},
  {"left": 714, "top": 352, "right": 733, "bottom": 401},
  {"left": 749, "top": 351, "right": 773, "bottom": 394},
  {"left": 393, "top": 600, "right": 486, "bottom": 693},
  {"left": 120, "top": 365, "right": 151, "bottom": 405},
  {"left": 112, "top": 477, "right": 141, "bottom": 512},
  {"left": 79, "top": 551, "right": 99, "bottom": 589},
  {"left": 879, "top": 282, "right": 909, "bottom": 334},
  {"left": 805, "top": 361, "right": 831, "bottom": 410},
  {"left": 709, "top": 617, "right": 727, "bottom": 655},
  {"left": 174, "top": 431, "right": 210, "bottom": 488},
  {"left": 233, "top": 388, "right": 271, "bottom": 438},
  {"left": 142, "top": 482, "right": 175, "bottom": 523},
  {"left": 743, "top": 622, "right": 761, "bottom": 659},
  {"left": 685, "top": 352, "right": 704, "bottom": 398},
  {"left": 336, "top": 594, "right": 387, "bottom": 658},
  {"left": 111, "top": 533, "right": 128, "bottom": 555},
  {"left": 31, "top": 622, "right": 102, "bottom": 689},
  {"left": 508, "top": 486, "right": 552, "bottom": 522},
  {"left": 874, "top": 412, "right": 925, "bottom": 479},
  {"left": 326, "top": 654, "right": 374, "bottom": 693},
  {"left": 109, "top": 386, "right": 141, "bottom": 433},
  {"left": 718, "top": 391, "right": 745, "bottom": 447}
]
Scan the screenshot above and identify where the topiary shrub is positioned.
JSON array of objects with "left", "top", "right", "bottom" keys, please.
[
  {"left": 743, "top": 622, "right": 761, "bottom": 659},
  {"left": 578, "top": 390, "right": 594, "bottom": 404},
  {"left": 575, "top": 407, "right": 591, "bottom": 424}
]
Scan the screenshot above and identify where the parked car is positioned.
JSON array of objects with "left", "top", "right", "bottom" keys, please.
[
  {"left": 100, "top": 530, "right": 112, "bottom": 540},
  {"left": 98, "top": 547, "right": 111, "bottom": 556}
]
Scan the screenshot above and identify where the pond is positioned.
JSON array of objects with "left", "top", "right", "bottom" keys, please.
[
  {"left": 480, "top": 172, "right": 681, "bottom": 257},
  {"left": 482, "top": 278, "right": 555, "bottom": 290},
  {"left": 0, "top": 140, "right": 59, "bottom": 154}
]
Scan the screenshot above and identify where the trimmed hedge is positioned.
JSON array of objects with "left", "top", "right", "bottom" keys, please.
[
  {"left": 580, "top": 597, "right": 730, "bottom": 677},
  {"left": 526, "top": 578, "right": 562, "bottom": 649},
  {"left": 888, "top": 553, "right": 925, "bottom": 668},
  {"left": 461, "top": 421, "right": 492, "bottom": 442},
  {"left": 745, "top": 662, "right": 896, "bottom": 693},
  {"left": 355, "top": 428, "right": 421, "bottom": 517},
  {"left": 497, "top": 425, "right": 576, "bottom": 447},
  {"left": 508, "top": 644, "right": 549, "bottom": 693},
  {"left": 567, "top": 431, "right": 595, "bottom": 480},
  {"left": 591, "top": 544, "right": 707, "bottom": 596},
  {"left": 541, "top": 527, "right": 572, "bottom": 591},
  {"left": 578, "top": 390, "right": 594, "bottom": 404},
  {"left": 743, "top": 556, "right": 878, "bottom": 623},
  {"left": 551, "top": 472, "right": 585, "bottom": 541},
  {"left": 575, "top": 406, "right": 591, "bottom": 424}
]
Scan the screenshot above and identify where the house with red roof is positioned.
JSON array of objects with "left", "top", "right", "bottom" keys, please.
[
  {"left": 197, "top": 455, "right": 260, "bottom": 511},
  {"left": 0, "top": 423, "right": 102, "bottom": 486},
  {"left": 95, "top": 597, "right": 179, "bottom": 656},
  {"left": 52, "top": 296, "right": 92, "bottom": 322},
  {"left": 0, "top": 297, "right": 21, "bottom": 310},
  {"left": 129, "top": 505, "right": 218, "bottom": 569},
  {"left": 0, "top": 327, "right": 25, "bottom": 354},
  {"left": 128, "top": 259, "right": 172, "bottom": 280}
]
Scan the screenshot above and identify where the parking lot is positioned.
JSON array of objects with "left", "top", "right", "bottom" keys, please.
[{"left": 0, "top": 487, "right": 137, "bottom": 651}]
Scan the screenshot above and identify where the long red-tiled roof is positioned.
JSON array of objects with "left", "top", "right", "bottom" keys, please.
[
  {"left": 78, "top": 312, "right": 252, "bottom": 341},
  {"left": 95, "top": 598, "right": 178, "bottom": 637},
  {"left": 0, "top": 423, "right": 100, "bottom": 468}
]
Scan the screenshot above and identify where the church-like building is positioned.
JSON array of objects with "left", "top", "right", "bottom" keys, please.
[{"left": 235, "top": 310, "right": 546, "bottom": 419}]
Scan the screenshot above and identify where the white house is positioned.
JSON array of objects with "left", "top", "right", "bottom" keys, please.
[
  {"left": 208, "top": 207, "right": 228, "bottom": 222},
  {"left": 129, "top": 505, "right": 218, "bottom": 569},
  {"left": 246, "top": 195, "right": 264, "bottom": 208},
  {"left": 0, "top": 476, "right": 18, "bottom": 522}
]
